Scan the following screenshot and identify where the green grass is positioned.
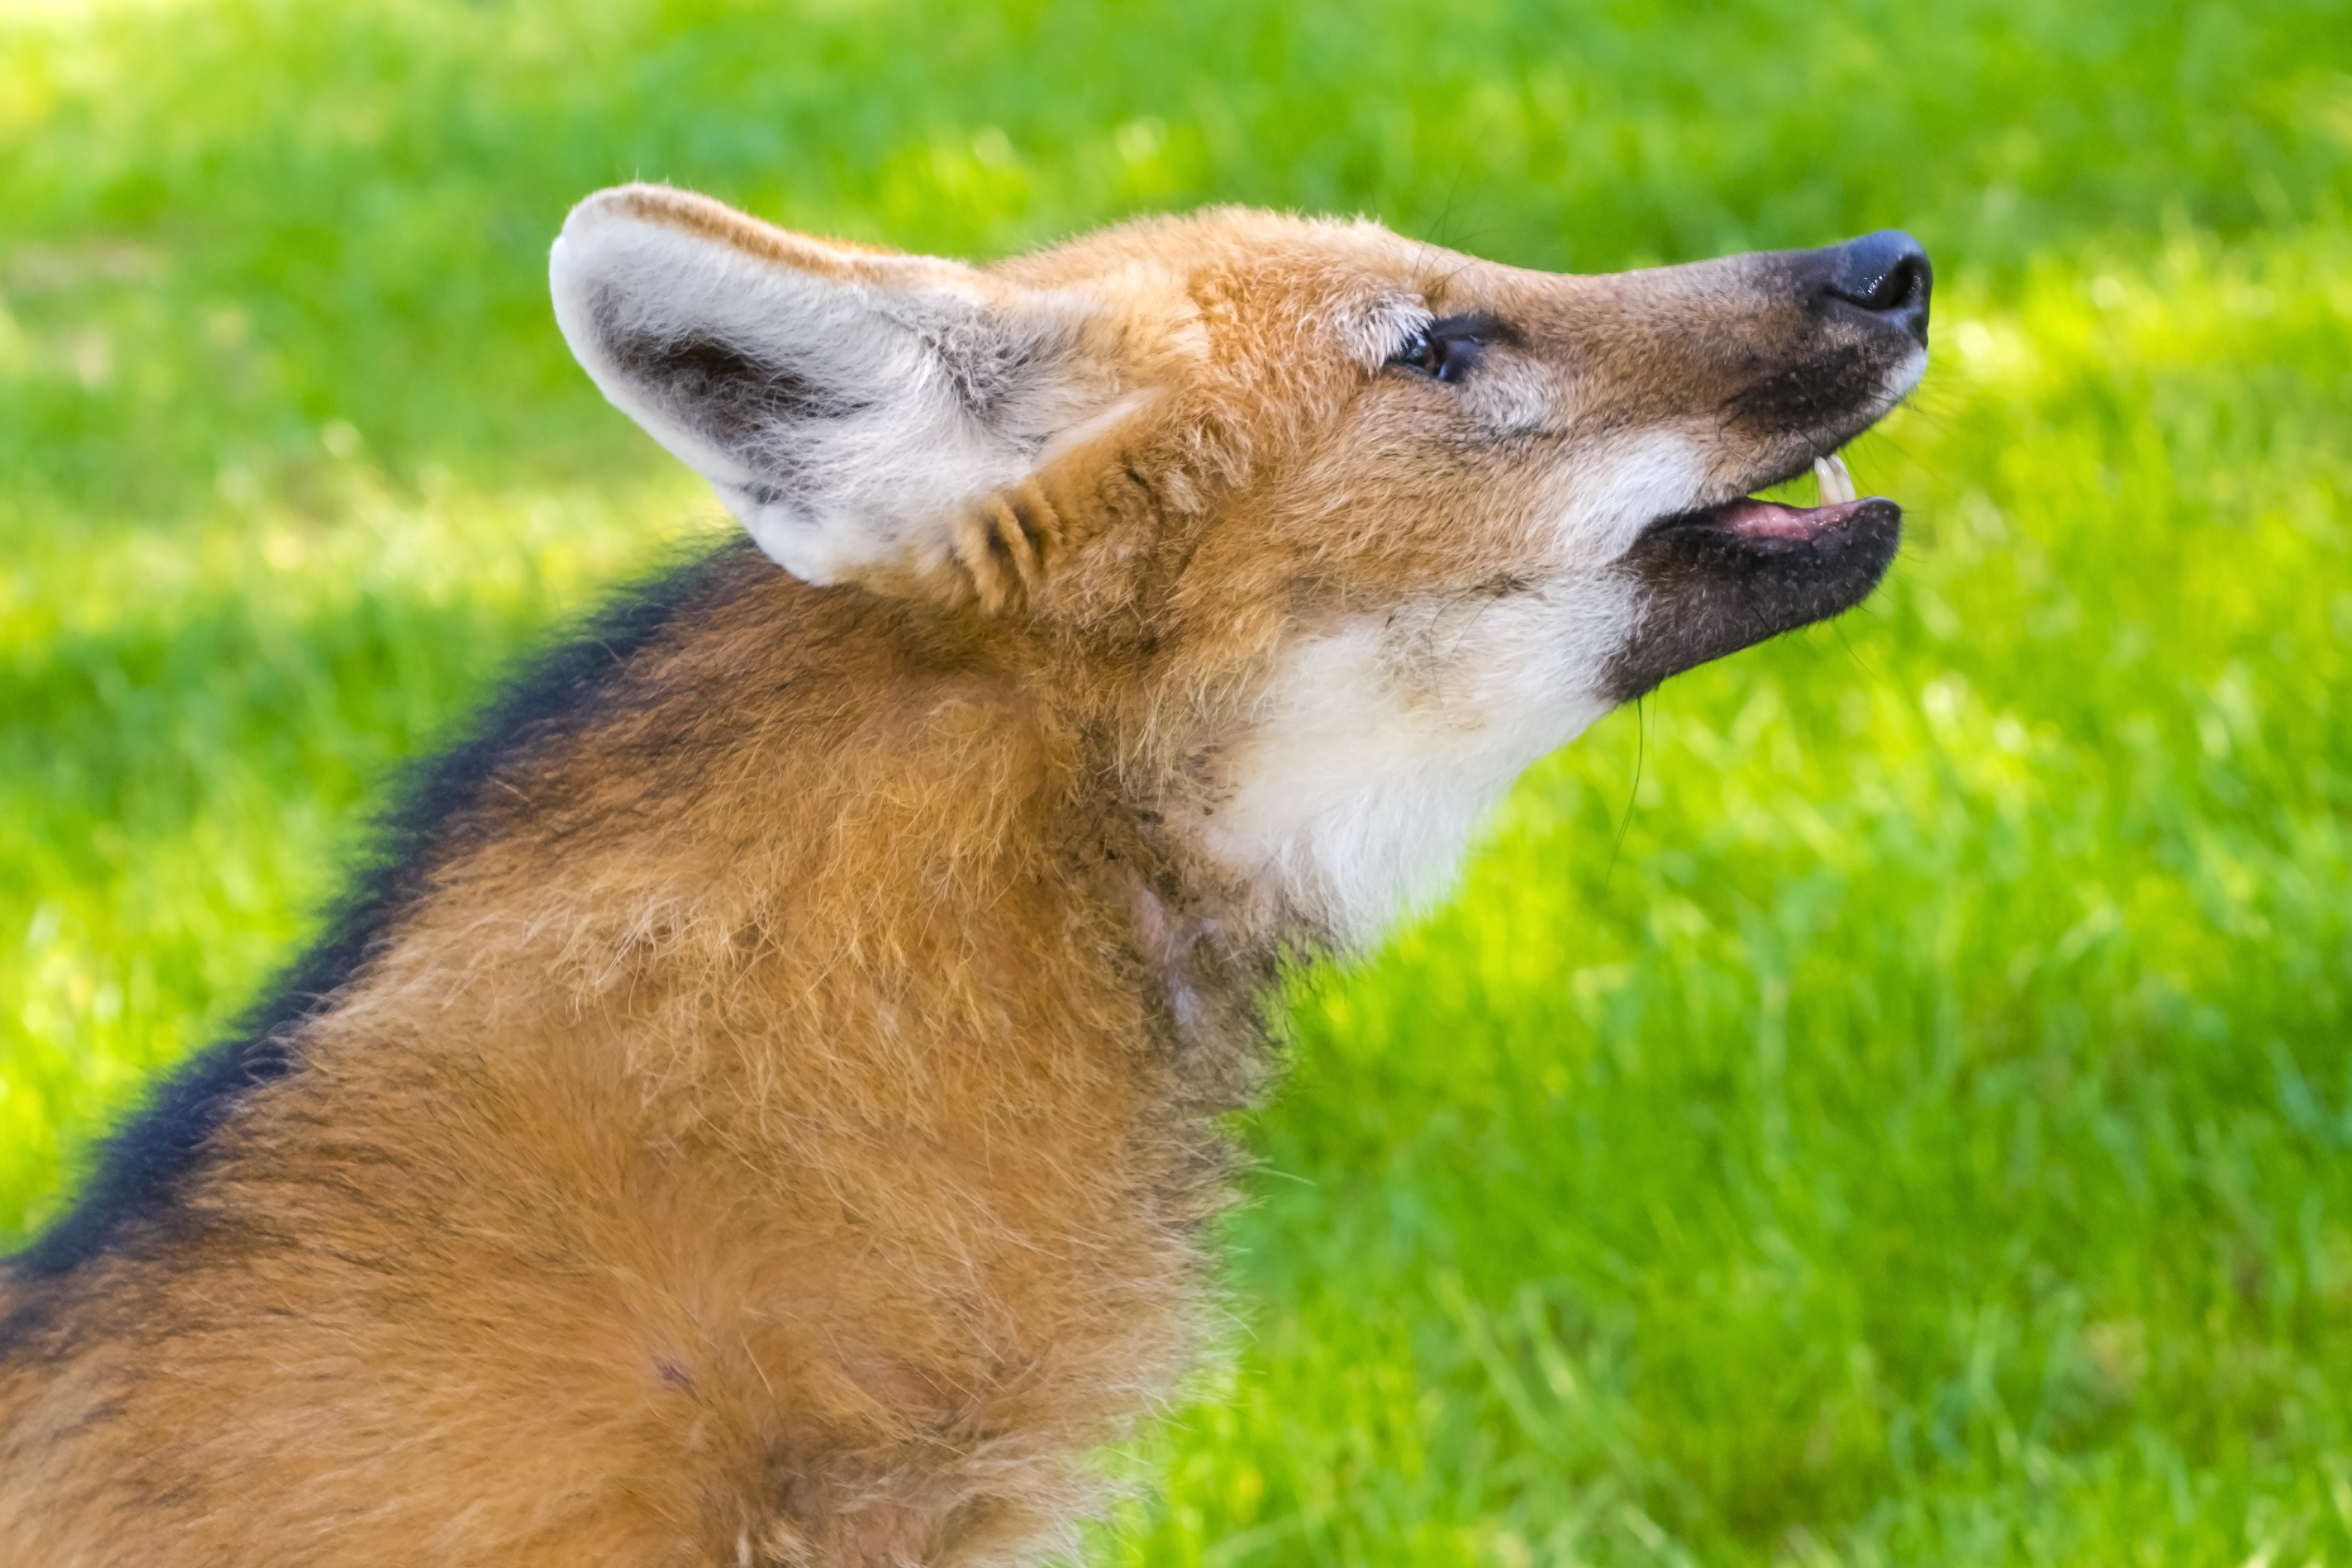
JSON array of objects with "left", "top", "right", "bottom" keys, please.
[{"left": 4, "top": 1, "right": 2349, "bottom": 1562}]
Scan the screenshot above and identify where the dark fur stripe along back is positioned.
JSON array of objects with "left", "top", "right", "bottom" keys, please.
[{"left": 5, "top": 539, "right": 758, "bottom": 1281}]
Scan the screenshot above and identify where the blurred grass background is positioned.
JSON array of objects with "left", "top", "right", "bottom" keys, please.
[{"left": 3, "top": 0, "right": 2349, "bottom": 1562}]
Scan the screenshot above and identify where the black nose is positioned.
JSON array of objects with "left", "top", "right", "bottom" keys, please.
[{"left": 1819, "top": 230, "right": 1932, "bottom": 346}]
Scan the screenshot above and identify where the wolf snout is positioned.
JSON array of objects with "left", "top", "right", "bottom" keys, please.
[{"left": 1810, "top": 230, "right": 1932, "bottom": 347}]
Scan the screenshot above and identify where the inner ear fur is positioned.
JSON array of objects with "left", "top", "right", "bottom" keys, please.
[{"left": 550, "top": 184, "right": 1127, "bottom": 601}]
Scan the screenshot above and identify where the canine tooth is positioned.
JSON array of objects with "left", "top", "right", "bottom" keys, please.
[{"left": 1813, "top": 453, "right": 1857, "bottom": 505}]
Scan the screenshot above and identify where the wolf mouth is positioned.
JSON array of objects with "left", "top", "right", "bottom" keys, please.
[{"left": 1603, "top": 448, "right": 1905, "bottom": 704}]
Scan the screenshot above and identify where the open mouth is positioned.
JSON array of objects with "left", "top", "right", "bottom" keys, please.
[
  {"left": 1603, "top": 450, "right": 1905, "bottom": 703},
  {"left": 1649, "top": 452, "right": 1898, "bottom": 545}
]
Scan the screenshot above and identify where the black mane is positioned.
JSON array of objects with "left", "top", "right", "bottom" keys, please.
[{"left": 6, "top": 537, "right": 755, "bottom": 1281}]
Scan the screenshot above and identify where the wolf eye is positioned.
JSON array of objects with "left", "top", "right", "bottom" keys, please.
[{"left": 1388, "top": 314, "right": 1502, "bottom": 384}]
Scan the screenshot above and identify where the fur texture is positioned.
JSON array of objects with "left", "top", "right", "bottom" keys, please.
[{"left": 0, "top": 190, "right": 1927, "bottom": 1564}]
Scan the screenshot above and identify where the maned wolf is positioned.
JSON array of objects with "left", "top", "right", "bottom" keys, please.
[{"left": 0, "top": 187, "right": 1929, "bottom": 1564}]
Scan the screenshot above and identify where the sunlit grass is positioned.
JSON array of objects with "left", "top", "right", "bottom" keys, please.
[{"left": 4, "top": 1, "right": 2348, "bottom": 1563}]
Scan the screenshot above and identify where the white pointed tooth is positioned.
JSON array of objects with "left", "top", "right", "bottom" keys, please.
[{"left": 1813, "top": 452, "right": 1857, "bottom": 506}]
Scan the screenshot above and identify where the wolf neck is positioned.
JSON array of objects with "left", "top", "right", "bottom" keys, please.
[
  {"left": 1161, "top": 619, "right": 1612, "bottom": 954},
  {"left": 371, "top": 554, "right": 1305, "bottom": 1107}
]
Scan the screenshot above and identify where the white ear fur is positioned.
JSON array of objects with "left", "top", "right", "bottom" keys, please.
[{"left": 549, "top": 185, "right": 1103, "bottom": 587}]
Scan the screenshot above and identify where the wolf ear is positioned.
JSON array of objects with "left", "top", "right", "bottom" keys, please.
[{"left": 550, "top": 184, "right": 1108, "bottom": 591}]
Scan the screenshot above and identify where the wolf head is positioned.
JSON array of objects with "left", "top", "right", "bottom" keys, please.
[{"left": 552, "top": 187, "right": 1927, "bottom": 944}]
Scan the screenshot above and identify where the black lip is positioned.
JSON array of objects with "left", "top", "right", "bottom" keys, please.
[{"left": 1602, "top": 497, "right": 1903, "bottom": 703}]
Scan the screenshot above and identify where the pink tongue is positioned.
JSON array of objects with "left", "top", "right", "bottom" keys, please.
[{"left": 1712, "top": 496, "right": 1874, "bottom": 539}]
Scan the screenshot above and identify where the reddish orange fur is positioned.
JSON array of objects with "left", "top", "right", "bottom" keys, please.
[
  {"left": 3, "top": 573, "right": 1225, "bottom": 1563},
  {"left": 0, "top": 193, "right": 1926, "bottom": 1563}
]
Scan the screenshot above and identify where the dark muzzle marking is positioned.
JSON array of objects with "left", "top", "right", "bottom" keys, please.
[{"left": 1602, "top": 498, "right": 1902, "bottom": 703}]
